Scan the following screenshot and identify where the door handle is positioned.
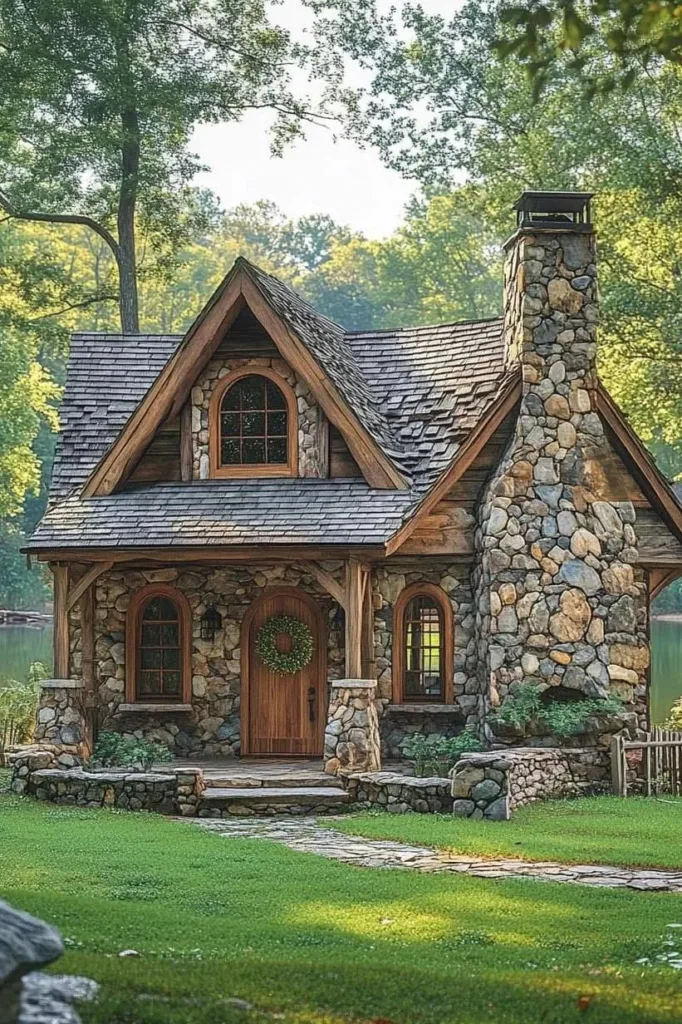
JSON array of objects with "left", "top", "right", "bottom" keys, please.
[{"left": 308, "top": 686, "right": 316, "bottom": 722}]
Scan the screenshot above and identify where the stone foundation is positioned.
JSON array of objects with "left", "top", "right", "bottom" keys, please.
[
  {"left": 343, "top": 771, "right": 451, "bottom": 813},
  {"left": 451, "top": 747, "right": 610, "bottom": 819},
  {"left": 324, "top": 679, "right": 381, "bottom": 774}
]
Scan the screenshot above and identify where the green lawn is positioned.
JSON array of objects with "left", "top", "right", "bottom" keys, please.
[
  {"left": 2, "top": 799, "right": 682, "bottom": 1024},
  {"left": 324, "top": 796, "right": 682, "bottom": 871}
]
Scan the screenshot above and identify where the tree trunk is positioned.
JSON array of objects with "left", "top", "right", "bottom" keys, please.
[{"left": 118, "top": 106, "right": 140, "bottom": 333}]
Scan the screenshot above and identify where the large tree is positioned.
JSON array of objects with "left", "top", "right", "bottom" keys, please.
[{"left": 0, "top": 0, "right": 330, "bottom": 332}]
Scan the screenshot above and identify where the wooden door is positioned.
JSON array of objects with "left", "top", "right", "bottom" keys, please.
[{"left": 244, "top": 587, "right": 326, "bottom": 756}]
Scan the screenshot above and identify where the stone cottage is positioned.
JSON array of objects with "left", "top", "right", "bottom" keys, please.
[{"left": 26, "top": 191, "right": 682, "bottom": 770}]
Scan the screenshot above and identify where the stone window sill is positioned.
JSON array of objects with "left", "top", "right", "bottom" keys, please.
[
  {"left": 386, "top": 704, "right": 463, "bottom": 715},
  {"left": 118, "top": 703, "right": 193, "bottom": 713}
]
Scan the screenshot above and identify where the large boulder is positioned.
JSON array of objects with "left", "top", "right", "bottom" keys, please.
[{"left": 0, "top": 900, "right": 63, "bottom": 1024}]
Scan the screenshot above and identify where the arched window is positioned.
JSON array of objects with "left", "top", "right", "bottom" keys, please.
[
  {"left": 125, "top": 586, "right": 191, "bottom": 704},
  {"left": 209, "top": 369, "right": 297, "bottom": 477},
  {"left": 392, "top": 583, "right": 453, "bottom": 704}
]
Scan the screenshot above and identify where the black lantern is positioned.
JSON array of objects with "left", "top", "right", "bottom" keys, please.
[{"left": 200, "top": 605, "right": 222, "bottom": 642}]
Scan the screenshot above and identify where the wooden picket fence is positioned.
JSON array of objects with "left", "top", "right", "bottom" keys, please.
[{"left": 611, "top": 729, "right": 682, "bottom": 797}]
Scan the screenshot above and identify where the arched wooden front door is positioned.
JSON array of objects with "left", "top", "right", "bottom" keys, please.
[{"left": 242, "top": 587, "right": 327, "bottom": 756}]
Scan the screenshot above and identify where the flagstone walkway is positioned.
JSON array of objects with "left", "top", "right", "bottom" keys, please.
[{"left": 196, "top": 817, "right": 682, "bottom": 893}]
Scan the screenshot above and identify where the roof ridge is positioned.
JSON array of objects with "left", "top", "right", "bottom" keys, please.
[{"left": 346, "top": 314, "right": 504, "bottom": 338}]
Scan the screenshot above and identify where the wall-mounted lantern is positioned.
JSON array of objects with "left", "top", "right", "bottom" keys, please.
[{"left": 200, "top": 605, "right": 222, "bottom": 642}]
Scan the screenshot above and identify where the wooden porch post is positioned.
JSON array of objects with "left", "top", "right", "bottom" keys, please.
[
  {"left": 52, "top": 563, "right": 70, "bottom": 678},
  {"left": 345, "top": 557, "right": 364, "bottom": 679}
]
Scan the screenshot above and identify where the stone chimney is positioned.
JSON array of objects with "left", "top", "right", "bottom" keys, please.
[{"left": 473, "top": 191, "right": 648, "bottom": 746}]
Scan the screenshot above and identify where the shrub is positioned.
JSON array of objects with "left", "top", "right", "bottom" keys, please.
[
  {"left": 489, "top": 683, "right": 624, "bottom": 739},
  {"left": 404, "top": 728, "right": 483, "bottom": 778},
  {"left": 0, "top": 661, "right": 46, "bottom": 763},
  {"left": 662, "top": 697, "right": 682, "bottom": 731},
  {"left": 91, "top": 731, "right": 174, "bottom": 771}
]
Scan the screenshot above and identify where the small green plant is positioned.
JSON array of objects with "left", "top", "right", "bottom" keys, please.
[
  {"left": 489, "top": 683, "right": 624, "bottom": 739},
  {"left": 404, "top": 728, "right": 483, "bottom": 777},
  {"left": 662, "top": 697, "right": 682, "bottom": 731},
  {"left": 0, "top": 661, "right": 46, "bottom": 762},
  {"left": 91, "top": 731, "right": 174, "bottom": 771}
]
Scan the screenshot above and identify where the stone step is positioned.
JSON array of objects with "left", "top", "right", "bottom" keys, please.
[
  {"left": 203, "top": 774, "right": 343, "bottom": 790},
  {"left": 199, "top": 785, "right": 349, "bottom": 816}
]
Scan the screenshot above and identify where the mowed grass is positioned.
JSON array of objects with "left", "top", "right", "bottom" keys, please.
[
  {"left": 2, "top": 796, "right": 682, "bottom": 1023},
  {"left": 325, "top": 796, "right": 682, "bottom": 870}
]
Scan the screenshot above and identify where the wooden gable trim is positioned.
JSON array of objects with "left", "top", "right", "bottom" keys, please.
[
  {"left": 385, "top": 373, "right": 522, "bottom": 557},
  {"left": 82, "top": 261, "right": 406, "bottom": 497},
  {"left": 82, "top": 275, "right": 246, "bottom": 497},
  {"left": 239, "top": 274, "right": 407, "bottom": 490},
  {"left": 596, "top": 384, "right": 682, "bottom": 543}
]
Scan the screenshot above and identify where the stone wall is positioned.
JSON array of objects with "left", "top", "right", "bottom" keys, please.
[
  {"left": 451, "top": 747, "right": 610, "bottom": 819},
  {"left": 32, "top": 683, "right": 86, "bottom": 759},
  {"left": 82, "top": 563, "right": 344, "bottom": 757},
  {"left": 473, "top": 226, "right": 649, "bottom": 744},
  {"left": 191, "top": 356, "right": 327, "bottom": 479},
  {"left": 10, "top": 747, "right": 204, "bottom": 814},
  {"left": 324, "top": 680, "right": 381, "bottom": 774},
  {"left": 343, "top": 770, "right": 452, "bottom": 813}
]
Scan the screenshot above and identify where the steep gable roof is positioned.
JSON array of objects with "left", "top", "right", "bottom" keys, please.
[{"left": 81, "top": 258, "right": 409, "bottom": 497}]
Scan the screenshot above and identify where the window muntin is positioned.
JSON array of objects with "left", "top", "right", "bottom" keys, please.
[
  {"left": 137, "top": 595, "right": 182, "bottom": 701},
  {"left": 219, "top": 374, "right": 288, "bottom": 467},
  {"left": 403, "top": 595, "right": 444, "bottom": 701}
]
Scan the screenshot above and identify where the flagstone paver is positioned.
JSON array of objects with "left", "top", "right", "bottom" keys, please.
[{"left": 195, "top": 817, "right": 682, "bottom": 892}]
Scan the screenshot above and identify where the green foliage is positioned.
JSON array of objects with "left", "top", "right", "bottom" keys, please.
[
  {"left": 404, "top": 727, "right": 483, "bottom": 777},
  {"left": 662, "top": 697, "right": 682, "bottom": 731},
  {"left": 0, "top": 661, "right": 46, "bottom": 760},
  {"left": 255, "top": 615, "right": 314, "bottom": 676},
  {"left": 91, "top": 731, "right": 173, "bottom": 771},
  {"left": 489, "top": 683, "right": 624, "bottom": 738}
]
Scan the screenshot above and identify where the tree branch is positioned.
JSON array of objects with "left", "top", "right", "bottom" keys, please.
[
  {"left": 0, "top": 189, "right": 121, "bottom": 261},
  {"left": 28, "top": 293, "right": 119, "bottom": 322}
]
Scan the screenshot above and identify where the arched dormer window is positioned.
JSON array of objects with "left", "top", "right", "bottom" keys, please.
[
  {"left": 125, "top": 585, "right": 191, "bottom": 704},
  {"left": 209, "top": 368, "right": 297, "bottom": 478},
  {"left": 392, "top": 583, "right": 453, "bottom": 704}
]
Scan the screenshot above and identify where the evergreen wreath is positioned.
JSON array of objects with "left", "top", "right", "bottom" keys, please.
[{"left": 256, "top": 614, "right": 314, "bottom": 675}]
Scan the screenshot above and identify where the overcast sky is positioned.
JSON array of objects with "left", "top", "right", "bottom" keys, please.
[{"left": 192, "top": 0, "right": 455, "bottom": 239}]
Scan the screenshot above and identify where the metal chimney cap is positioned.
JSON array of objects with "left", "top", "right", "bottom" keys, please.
[{"left": 513, "top": 190, "right": 594, "bottom": 214}]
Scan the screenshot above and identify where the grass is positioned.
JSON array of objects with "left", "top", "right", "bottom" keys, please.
[
  {"left": 2, "top": 798, "right": 682, "bottom": 1022},
  {"left": 323, "top": 796, "right": 682, "bottom": 871}
]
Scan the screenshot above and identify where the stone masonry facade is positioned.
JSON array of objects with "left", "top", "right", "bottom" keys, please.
[
  {"left": 473, "top": 227, "right": 648, "bottom": 744},
  {"left": 191, "top": 356, "right": 327, "bottom": 479}
]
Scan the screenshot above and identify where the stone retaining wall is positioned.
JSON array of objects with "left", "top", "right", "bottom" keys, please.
[
  {"left": 451, "top": 747, "right": 609, "bottom": 820},
  {"left": 324, "top": 679, "right": 381, "bottom": 775},
  {"left": 343, "top": 771, "right": 452, "bottom": 813},
  {"left": 9, "top": 748, "right": 204, "bottom": 815}
]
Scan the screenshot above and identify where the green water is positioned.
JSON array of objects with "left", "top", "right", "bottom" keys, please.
[
  {"left": 0, "top": 626, "right": 53, "bottom": 683},
  {"left": 0, "top": 621, "right": 681, "bottom": 722}
]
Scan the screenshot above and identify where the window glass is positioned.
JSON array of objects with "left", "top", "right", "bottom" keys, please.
[
  {"left": 404, "top": 596, "right": 444, "bottom": 701},
  {"left": 219, "top": 375, "right": 289, "bottom": 467},
  {"left": 137, "top": 595, "right": 182, "bottom": 701}
]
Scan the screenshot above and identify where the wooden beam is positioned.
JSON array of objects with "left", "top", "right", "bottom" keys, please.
[
  {"left": 82, "top": 282, "right": 245, "bottom": 497},
  {"left": 240, "top": 274, "right": 407, "bottom": 491},
  {"left": 385, "top": 373, "right": 521, "bottom": 556},
  {"left": 649, "top": 567, "right": 682, "bottom": 602},
  {"left": 361, "top": 569, "right": 375, "bottom": 679},
  {"left": 345, "top": 557, "right": 364, "bottom": 678},
  {"left": 66, "top": 561, "right": 114, "bottom": 611},
  {"left": 33, "top": 544, "right": 387, "bottom": 565},
  {"left": 52, "top": 563, "right": 69, "bottom": 678},
  {"left": 296, "top": 561, "right": 346, "bottom": 608},
  {"left": 180, "top": 401, "right": 193, "bottom": 482}
]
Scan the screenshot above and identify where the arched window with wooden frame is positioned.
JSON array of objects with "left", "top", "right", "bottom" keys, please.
[
  {"left": 125, "top": 585, "right": 192, "bottom": 704},
  {"left": 209, "top": 367, "right": 298, "bottom": 478},
  {"left": 392, "top": 583, "right": 453, "bottom": 704}
]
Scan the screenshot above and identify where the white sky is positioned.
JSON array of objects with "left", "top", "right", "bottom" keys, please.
[{"left": 192, "top": 0, "right": 455, "bottom": 239}]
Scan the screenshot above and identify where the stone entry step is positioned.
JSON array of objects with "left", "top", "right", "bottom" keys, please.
[
  {"left": 198, "top": 785, "right": 349, "bottom": 817},
  {"left": 202, "top": 773, "right": 343, "bottom": 790}
]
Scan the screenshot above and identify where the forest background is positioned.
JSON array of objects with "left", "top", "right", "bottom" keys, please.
[{"left": 2, "top": 0, "right": 682, "bottom": 612}]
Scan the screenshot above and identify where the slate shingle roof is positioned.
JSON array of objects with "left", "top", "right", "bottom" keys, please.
[
  {"left": 30, "top": 480, "right": 415, "bottom": 549},
  {"left": 30, "top": 261, "right": 511, "bottom": 551}
]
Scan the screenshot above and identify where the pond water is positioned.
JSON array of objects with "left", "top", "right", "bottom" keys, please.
[{"left": 0, "top": 620, "right": 681, "bottom": 723}]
